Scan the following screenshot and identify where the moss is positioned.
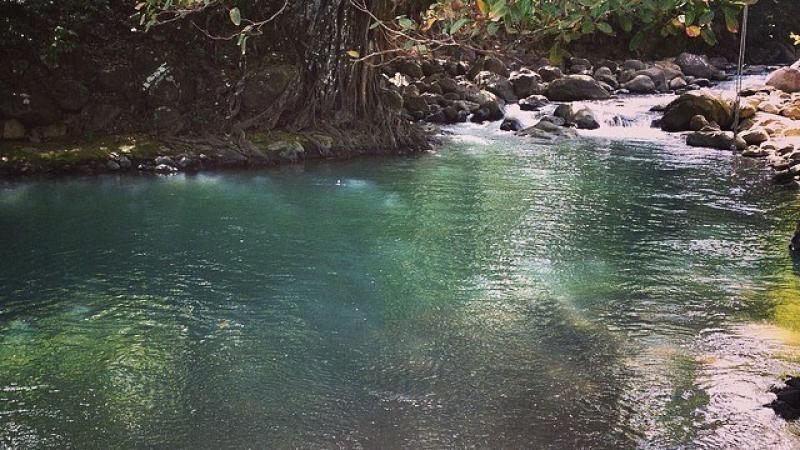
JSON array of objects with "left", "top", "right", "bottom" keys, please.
[{"left": 0, "top": 135, "right": 167, "bottom": 166}]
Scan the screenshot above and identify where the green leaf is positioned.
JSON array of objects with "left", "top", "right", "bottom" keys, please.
[
  {"left": 346, "top": 50, "right": 360, "bottom": 58},
  {"left": 450, "top": 18, "right": 469, "bottom": 35},
  {"left": 398, "top": 17, "right": 414, "bottom": 30},
  {"left": 596, "top": 22, "right": 614, "bottom": 35},
  {"left": 701, "top": 27, "right": 717, "bottom": 46},
  {"left": 629, "top": 30, "right": 645, "bottom": 51},
  {"left": 229, "top": 7, "right": 241, "bottom": 26}
]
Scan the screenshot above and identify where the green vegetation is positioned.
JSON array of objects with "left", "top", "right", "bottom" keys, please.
[{"left": 388, "top": 0, "right": 756, "bottom": 61}]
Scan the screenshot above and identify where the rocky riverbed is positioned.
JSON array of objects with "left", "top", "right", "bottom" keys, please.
[{"left": 3, "top": 51, "right": 800, "bottom": 180}]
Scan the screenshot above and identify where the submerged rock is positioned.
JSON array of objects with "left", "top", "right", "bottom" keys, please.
[
  {"left": 572, "top": 108, "right": 600, "bottom": 130},
  {"left": 686, "top": 130, "right": 746, "bottom": 150},
  {"left": 500, "top": 117, "right": 523, "bottom": 132},
  {"left": 517, "top": 120, "right": 578, "bottom": 140}
]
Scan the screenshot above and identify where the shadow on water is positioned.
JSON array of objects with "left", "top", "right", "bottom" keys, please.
[{"left": 1, "top": 120, "right": 800, "bottom": 448}]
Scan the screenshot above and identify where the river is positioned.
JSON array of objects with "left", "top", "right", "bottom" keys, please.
[{"left": 2, "top": 90, "right": 800, "bottom": 448}]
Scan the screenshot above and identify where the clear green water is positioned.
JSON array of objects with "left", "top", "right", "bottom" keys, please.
[{"left": 2, "top": 127, "right": 800, "bottom": 449}]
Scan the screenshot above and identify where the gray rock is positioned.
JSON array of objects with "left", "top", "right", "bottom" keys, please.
[
  {"left": 154, "top": 164, "right": 177, "bottom": 174},
  {"left": 154, "top": 155, "right": 174, "bottom": 166},
  {"left": 741, "top": 128, "right": 770, "bottom": 145},
  {"left": 500, "top": 117, "right": 523, "bottom": 131},
  {"left": 509, "top": 71, "right": 542, "bottom": 99},
  {"left": 622, "top": 59, "right": 647, "bottom": 72},
  {"left": 572, "top": 107, "right": 600, "bottom": 130},
  {"left": 622, "top": 75, "right": 656, "bottom": 93},
  {"left": 554, "top": 104, "right": 574, "bottom": 120},
  {"left": 593, "top": 67, "right": 618, "bottom": 89},
  {"left": 517, "top": 120, "right": 578, "bottom": 140},
  {"left": 396, "top": 59, "right": 423, "bottom": 79},
  {"left": 268, "top": 139, "right": 305, "bottom": 162},
  {"left": 538, "top": 66, "right": 563, "bottom": 82},
  {"left": 118, "top": 156, "right": 132, "bottom": 169},
  {"left": 421, "top": 60, "right": 445, "bottom": 77},
  {"left": 766, "top": 60, "right": 800, "bottom": 93},
  {"left": 518, "top": 95, "right": 549, "bottom": 111},
  {"left": 437, "top": 77, "right": 460, "bottom": 94},
  {"left": 689, "top": 114, "right": 711, "bottom": 131},
  {"left": 474, "top": 71, "right": 517, "bottom": 103},
  {"left": 675, "top": 53, "right": 726, "bottom": 81},
  {"left": 468, "top": 90, "right": 505, "bottom": 121},
  {"left": 106, "top": 160, "right": 121, "bottom": 171},
  {"left": 669, "top": 77, "right": 688, "bottom": 90},
  {"left": 483, "top": 56, "right": 509, "bottom": 78},
  {"left": 686, "top": 130, "right": 746, "bottom": 150},
  {"left": 545, "top": 75, "right": 610, "bottom": 101}
]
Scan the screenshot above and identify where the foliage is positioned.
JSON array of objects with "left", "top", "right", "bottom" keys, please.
[
  {"left": 0, "top": 0, "right": 111, "bottom": 66},
  {"left": 791, "top": 32, "right": 800, "bottom": 46},
  {"left": 393, "top": 0, "right": 758, "bottom": 62}
]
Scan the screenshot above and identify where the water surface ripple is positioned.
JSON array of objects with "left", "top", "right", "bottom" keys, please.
[{"left": 1, "top": 124, "right": 800, "bottom": 449}]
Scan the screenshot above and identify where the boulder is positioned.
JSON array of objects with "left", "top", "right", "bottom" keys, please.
[
  {"left": 622, "top": 75, "right": 656, "bottom": 93},
  {"left": 436, "top": 77, "right": 460, "bottom": 94},
  {"left": 475, "top": 71, "right": 517, "bottom": 103},
  {"left": 421, "top": 60, "right": 444, "bottom": 77},
  {"left": 741, "top": 128, "right": 770, "bottom": 145},
  {"left": 686, "top": 130, "right": 746, "bottom": 150},
  {"left": 483, "top": 56, "right": 509, "bottom": 78},
  {"left": 782, "top": 102, "right": 800, "bottom": 120},
  {"left": 538, "top": 66, "right": 563, "bottom": 82},
  {"left": 467, "top": 90, "right": 504, "bottom": 122},
  {"left": 669, "top": 77, "right": 688, "bottom": 90},
  {"left": 553, "top": 103, "right": 574, "bottom": 121},
  {"left": 593, "top": 67, "right": 618, "bottom": 89},
  {"left": 517, "top": 120, "right": 578, "bottom": 140},
  {"left": 622, "top": 59, "right": 647, "bottom": 72},
  {"left": 518, "top": 95, "right": 549, "bottom": 111},
  {"left": 396, "top": 59, "right": 423, "bottom": 79},
  {"left": 500, "top": 117, "right": 523, "bottom": 132},
  {"left": 766, "top": 61, "right": 800, "bottom": 93},
  {"left": 572, "top": 107, "right": 600, "bottom": 130},
  {"left": 675, "top": 53, "right": 726, "bottom": 81},
  {"left": 403, "top": 94, "right": 428, "bottom": 114},
  {"left": 689, "top": 114, "right": 711, "bottom": 131},
  {"left": 545, "top": 75, "right": 610, "bottom": 101},
  {"left": 660, "top": 91, "right": 733, "bottom": 132},
  {"left": 509, "top": 71, "right": 542, "bottom": 99}
]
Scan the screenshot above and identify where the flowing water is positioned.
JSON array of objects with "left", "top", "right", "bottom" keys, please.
[{"left": 3, "top": 93, "right": 800, "bottom": 449}]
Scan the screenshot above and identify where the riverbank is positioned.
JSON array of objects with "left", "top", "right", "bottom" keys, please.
[{"left": 0, "top": 128, "right": 431, "bottom": 177}]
